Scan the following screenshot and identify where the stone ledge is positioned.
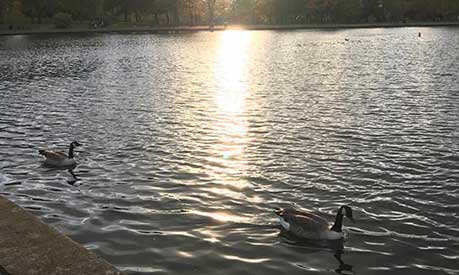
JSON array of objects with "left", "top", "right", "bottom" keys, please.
[{"left": 0, "top": 196, "right": 124, "bottom": 275}]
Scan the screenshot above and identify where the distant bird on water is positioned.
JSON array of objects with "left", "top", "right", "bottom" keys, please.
[
  {"left": 39, "top": 141, "right": 82, "bottom": 167},
  {"left": 275, "top": 205, "right": 354, "bottom": 240}
]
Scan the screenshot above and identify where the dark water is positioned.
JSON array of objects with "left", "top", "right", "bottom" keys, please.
[{"left": 1, "top": 28, "right": 459, "bottom": 275}]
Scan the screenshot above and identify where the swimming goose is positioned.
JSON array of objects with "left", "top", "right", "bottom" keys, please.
[
  {"left": 39, "top": 141, "right": 81, "bottom": 167},
  {"left": 275, "top": 205, "right": 354, "bottom": 240}
]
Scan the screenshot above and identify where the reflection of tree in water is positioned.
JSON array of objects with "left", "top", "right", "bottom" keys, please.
[{"left": 279, "top": 231, "right": 354, "bottom": 275}]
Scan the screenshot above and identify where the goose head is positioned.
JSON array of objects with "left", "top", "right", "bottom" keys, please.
[
  {"left": 340, "top": 205, "right": 354, "bottom": 223},
  {"left": 330, "top": 205, "right": 355, "bottom": 233},
  {"left": 71, "top": 141, "right": 82, "bottom": 147}
]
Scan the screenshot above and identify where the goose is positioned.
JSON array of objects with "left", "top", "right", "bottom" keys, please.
[
  {"left": 39, "top": 141, "right": 81, "bottom": 167},
  {"left": 275, "top": 205, "right": 354, "bottom": 240}
]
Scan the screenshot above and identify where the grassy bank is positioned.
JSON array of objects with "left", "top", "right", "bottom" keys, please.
[{"left": 1, "top": 21, "right": 458, "bottom": 36}]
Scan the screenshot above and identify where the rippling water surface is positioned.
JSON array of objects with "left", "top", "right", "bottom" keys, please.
[{"left": 1, "top": 28, "right": 459, "bottom": 274}]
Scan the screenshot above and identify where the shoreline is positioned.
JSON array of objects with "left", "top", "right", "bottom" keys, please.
[
  {"left": 1, "top": 21, "right": 458, "bottom": 36},
  {"left": 0, "top": 195, "right": 124, "bottom": 275}
]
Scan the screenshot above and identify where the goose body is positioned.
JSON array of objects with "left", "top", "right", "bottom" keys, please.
[
  {"left": 39, "top": 141, "right": 81, "bottom": 167},
  {"left": 275, "top": 206, "right": 354, "bottom": 240}
]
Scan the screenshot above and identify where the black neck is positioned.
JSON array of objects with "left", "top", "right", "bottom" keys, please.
[
  {"left": 68, "top": 143, "right": 74, "bottom": 159},
  {"left": 330, "top": 212, "right": 344, "bottom": 232}
]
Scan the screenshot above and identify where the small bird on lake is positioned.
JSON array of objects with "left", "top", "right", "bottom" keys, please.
[
  {"left": 39, "top": 141, "right": 82, "bottom": 167},
  {"left": 275, "top": 205, "right": 354, "bottom": 240}
]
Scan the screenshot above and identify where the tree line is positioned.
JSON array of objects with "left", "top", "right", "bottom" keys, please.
[{"left": 1, "top": 0, "right": 459, "bottom": 28}]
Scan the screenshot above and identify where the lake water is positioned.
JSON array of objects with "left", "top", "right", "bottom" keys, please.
[{"left": 1, "top": 28, "right": 459, "bottom": 275}]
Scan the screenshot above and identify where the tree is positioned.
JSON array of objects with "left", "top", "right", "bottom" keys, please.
[
  {"left": 334, "top": 0, "right": 361, "bottom": 23},
  {"left": 206, "top": 0, "right": 216, "bottom": 26},
  {"left": 153, "top": 0, "right": 179, "bottom": 25},
  {"left": 0, "top": 0, "right": 12, "bottom": 23},
  {"left": 3, "top": 0, "right": 458, "bottom": 27},
  {"left": 256, "top": 0, "right": 276, "bottom": 23},
  {"left": 383, "top": 0, "right": 404, "bottom": 22},
  {"left": 53, "top": 12, "right": 72, "bottom": 28},
  {"left": 59, "top": 0, "right": 103, "bottom": 21},
  {"left": 231, "top": 0, "right": 256, "bottom": 24},
  {"left": 21, "top": 0, "right": 58, "bottom": 23},
  {"left": 179, "top": 0, "right": 198, "bottom": 25},
  {"left": 5, "top": 0, "right": 28, "bottom": 27}
]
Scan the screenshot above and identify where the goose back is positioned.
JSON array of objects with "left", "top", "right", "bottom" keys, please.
[
  {"left": 277, "top": 208, "right": 331, "bottom": 239},
  {"left": 276, "top": 207, "right": 345, "bottom": 240},
  {"left": 40, "top": 150, "right": 68, "bottom": 161},
  {"left": 39, "top": 149, "right": 75, "bottom": 167}
]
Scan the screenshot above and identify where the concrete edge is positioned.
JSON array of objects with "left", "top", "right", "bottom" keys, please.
[{"left": 0, "top": 195, "right": 125, "bottom": 275}]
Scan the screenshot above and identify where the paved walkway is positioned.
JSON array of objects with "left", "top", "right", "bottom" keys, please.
[{"left": 0, "top": 196, "right": 124, "bottom": 275}]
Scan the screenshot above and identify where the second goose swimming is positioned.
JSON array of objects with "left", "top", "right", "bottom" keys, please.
[{"left": 275, "top": 205, "right": 354, "bottom": 240}]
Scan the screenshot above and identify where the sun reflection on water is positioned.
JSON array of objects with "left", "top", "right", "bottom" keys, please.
[
  {"left": 209, "top": 30, "right": 253, "bottom": 190},
  {"left": 190, "top": 209, "right": 249, "bottom": 224},
  {"left": 215, "top": 31, "right": 252, "bottom": 114}
]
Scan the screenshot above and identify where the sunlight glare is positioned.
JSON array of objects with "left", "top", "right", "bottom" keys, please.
[
  {"left": 215, "top": 30, "right": 252, "bottom": 114},
  {"left": 191, "top": 209, "right": 247, "bottom": 224},
  {"left": 203, "top": 30, "right": 254, "bottom": 200}
]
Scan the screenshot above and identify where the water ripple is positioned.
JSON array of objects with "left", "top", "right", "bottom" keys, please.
[{"left": 1, "top": 29, "right": 459, "bottom": 274}]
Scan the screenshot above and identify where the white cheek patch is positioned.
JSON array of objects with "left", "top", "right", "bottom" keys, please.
[{"left": 279, "top": 217, "right": 290, "bottom": 230}]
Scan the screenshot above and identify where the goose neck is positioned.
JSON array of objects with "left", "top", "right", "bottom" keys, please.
[
  {"left": 68, "top": 143, "right": 74, "bottom": 159},
  {"left": 330, "top": 212, "right": 344, "bottom": 232}
]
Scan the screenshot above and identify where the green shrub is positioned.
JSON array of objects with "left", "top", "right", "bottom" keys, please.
[{"left": 53, "top": 12, "right": 72, "bottom": 29}]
